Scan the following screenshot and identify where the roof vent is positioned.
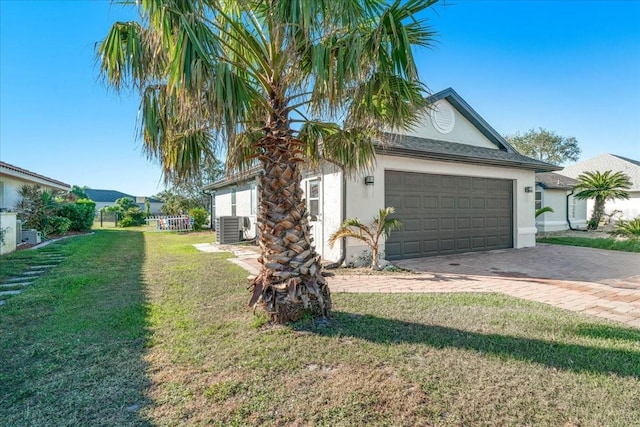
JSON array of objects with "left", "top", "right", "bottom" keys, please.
[{"left": 430, "top": 101, "right": 455, "bottom": 134}]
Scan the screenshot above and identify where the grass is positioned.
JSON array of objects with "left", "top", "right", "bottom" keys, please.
[
  {"left": 537, "top": 235, "right": 640, "bottom": 252},
  {"left": 1, "top": 230, "right": 639, "bottom": 426}
]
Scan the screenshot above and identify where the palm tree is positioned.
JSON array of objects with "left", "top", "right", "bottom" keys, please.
[
  {"left": 97, "top": 0, "right": 437, "bottom": 323},
  {"left": 329, "top": 207, "right": 402, "bottom": 270},
  {"left": 574, "top": 170, "right": 632, "bottom": 230}
]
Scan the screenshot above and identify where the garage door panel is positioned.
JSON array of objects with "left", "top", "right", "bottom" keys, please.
[{"left": 385, "top": 171, "right": 513, "bottom": 259}]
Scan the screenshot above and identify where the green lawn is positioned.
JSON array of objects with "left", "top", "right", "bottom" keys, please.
[
  {"left": 1, "top": 230, "right": 639, "bottom": 426},
  {"left": 537, "top": 236, "right": 640, "bottom": 252}
]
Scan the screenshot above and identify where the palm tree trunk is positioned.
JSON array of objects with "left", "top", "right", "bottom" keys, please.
[
  {"left": 248, "top": 108, "right": 331, "bottom": 323},
  {"left": 589, "top": 199, "right": 605, "bottom": 230}
]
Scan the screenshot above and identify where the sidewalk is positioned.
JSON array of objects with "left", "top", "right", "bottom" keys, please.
[{"left": 194, "top": 243, "right": 640, "bottom": 328}]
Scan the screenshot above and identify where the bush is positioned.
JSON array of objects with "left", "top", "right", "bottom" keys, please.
[
  {"left": 119, "top": 207, "right": 146, "bottom": 227},
  {"left": 610, "top": 217, "right": 640, "bottom": 239},
  {"left": 43, "top": 216, "right": 72, "bottom": 236},
  {"left": 56, "top": 199, "right": 96, "bottom": 231},
  {"left": 189, "top": 207, "right": 209, "bottom": 231}
]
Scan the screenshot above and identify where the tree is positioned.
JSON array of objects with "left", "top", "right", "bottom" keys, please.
[
  {"left": 70, "top": 185, "right": 89, "bottom": 200},
  {"left": 98, "top": 0, "right": 436, "bottom": 323},
  {"left": 573, "top": 170, "right": 632, "bottom": 230},
  {"left": 504, "top": 128, "right": 581, "bottom": 165},
  {"left": 167, "top": 157, "right": 225, "bottom": 209},
  {"left": 329, "top": 207, "right": 402, "bottom": 270}
]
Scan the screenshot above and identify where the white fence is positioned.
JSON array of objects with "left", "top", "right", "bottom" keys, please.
[{"left": 146, "top": 215, "right": 194, "bottom": 232}]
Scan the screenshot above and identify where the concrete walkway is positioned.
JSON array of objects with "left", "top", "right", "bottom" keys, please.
[{"left": 194, "top": 243, "right": 640, "bottom": 328}]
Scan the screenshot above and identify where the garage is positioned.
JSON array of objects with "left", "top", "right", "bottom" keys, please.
[{"left": 385, "top": 170, "right": 513, "bottom": 260}]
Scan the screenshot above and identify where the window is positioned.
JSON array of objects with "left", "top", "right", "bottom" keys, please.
[
  {"left": 250, "top": 183, "right": 257, "bottom": 215},
  {"left": 231, "top": 188, "right": 237, "bottom": 216},
  {"left": 535, "top": 190, "right": 542, "bottom": 210},
  {"left": 307, "top": 178, "right": 320, "bottom": 220}
]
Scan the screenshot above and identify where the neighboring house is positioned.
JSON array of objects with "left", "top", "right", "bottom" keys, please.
[
  {"left": 205, "top": 88, "right": 558, "bottom": 264},
  {"left": 534, "top": 172, "right": 588, "bottom": 232},
  {"left": 84, "top": 189, "right": 164, "bottom": 214},
  {"left": 561, "top": 153, "right": 640, "bottom": 221},
  {"left": 0, "top": 161, "right": 70, "bottom": 255}
]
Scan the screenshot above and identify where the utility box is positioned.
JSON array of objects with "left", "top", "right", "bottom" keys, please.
[
  {"left": 22, "top": 229, "right": 42, "bottom": 245},
  {"left": 215, "top": 216, "right": 243, "bottom": 244}
]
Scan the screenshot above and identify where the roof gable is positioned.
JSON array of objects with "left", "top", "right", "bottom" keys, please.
[{"left": 393, "top": 88, "right": 516, "bottom": 153}]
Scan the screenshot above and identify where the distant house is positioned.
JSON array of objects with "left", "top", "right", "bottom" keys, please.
[
  {"left": 0, "top": 161, "right": 70, "bottom": 255},
  {"left": 205, "top": 88, "right": 558, "bottom": 264},
  {"left": 561, "top": 154, "right": 640, "bottom": 221},
  {"left": 84, "top": 189, "right": 163, "bottom": 214},
  {"left": 534, "top": 172, "right": 587, "bottom": 232}
]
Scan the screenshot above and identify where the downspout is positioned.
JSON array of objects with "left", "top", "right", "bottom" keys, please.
[
  {"left": 324, "top": 169, "right": 347, "bottom": 269},
  {"left": 566, "top": 189, "right": 579, "bottom": 231},
  {"left": 202, "top": 190, "right": 215, "bottom": 230}
]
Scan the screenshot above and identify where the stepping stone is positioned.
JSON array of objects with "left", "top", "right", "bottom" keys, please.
[
  {"left": 0, "top": 290, "right": 22, "bottom": 297},
  {"left": 0, "top": 300, "right": 5, "bottom": 306},
  {"left": 4, "top": 277, "right": 31, "bottom": 283},
  {"left": 20, "top": 271, "right": 44, "bottom": 276},
  {"left": 0, "top": 282, "right": 31, "bottom": 288}
]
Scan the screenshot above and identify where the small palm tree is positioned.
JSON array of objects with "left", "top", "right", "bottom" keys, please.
[
  {"left": 573, "top": 170, "right": 632, "bottom": 230},
  {"left": 610, "top": 217, "right": 640, "bottom": 239},
  {"left": 329, "top": 207, "right": 401, "bottom": 270},
  {"left": 535, "top": 206, "right": 554, "bottom": 218}
]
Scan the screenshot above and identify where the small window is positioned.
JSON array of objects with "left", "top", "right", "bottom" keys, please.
[
  {"left": 568, "top": 195, "right": 576, "bottom": 219},
  {"left": 231, "top": 188, "right": 237, "bottom": 216},
  {"left": 535, "top": 191, "right": 542, "bottom": 211},
  {"left": 307, "top": 179, "right": 320, "bottom": 220}
]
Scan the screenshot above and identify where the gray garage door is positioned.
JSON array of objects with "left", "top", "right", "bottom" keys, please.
[{"left": 385, "top": 171, "right": 513, "bottom": 260}]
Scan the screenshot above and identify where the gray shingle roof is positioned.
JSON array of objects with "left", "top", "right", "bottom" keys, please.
[
  {"left": 535, "top": 172, "right": 577, "bottom": 189},
  {"left": 84, "top": 189, "right": 135, "bottom": 203},
  {"left": 377, "top": 134, "right": 559, "bottom": 172}
]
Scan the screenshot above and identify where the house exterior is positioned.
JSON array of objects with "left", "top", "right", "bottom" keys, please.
[
  {"left": 561, "top": 153, "right": 640, "bottom": 221},
  {"left": 84, "top": 189, "right": 163, "bottom": 214},
  {"left": 0, "top": 161, "right": 70, "bottom": 255},
  {"left": 534, "top": 172, "right": 588, "bottom": 232},
  {"left": 206, "top": 88, "right": 558, "bottom": 265}
]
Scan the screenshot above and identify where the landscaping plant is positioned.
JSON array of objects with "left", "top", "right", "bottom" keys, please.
[
  {"left": 98, "top": 0, "right": 437, "bottom": 322},
  {"left": 610, "top": 217, "right": 640, "bottom": 239},
  {"left": 573, "top": 170, "right": 632, "bottom": 230},
  {"left": 329, "top": 207, "right": 402, "bottom": 270}
]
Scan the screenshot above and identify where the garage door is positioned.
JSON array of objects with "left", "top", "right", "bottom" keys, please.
[{"left": 385, "top": 171, "right": 513, "bottom": 260}]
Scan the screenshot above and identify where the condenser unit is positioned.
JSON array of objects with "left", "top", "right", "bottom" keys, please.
[{"left": 215, "top": 216, "right": 243, "bottom": 244}]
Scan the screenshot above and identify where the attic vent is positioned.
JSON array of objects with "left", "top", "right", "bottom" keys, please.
[{"left": 430, "top": 101, "right": 455, "bottom": 134}]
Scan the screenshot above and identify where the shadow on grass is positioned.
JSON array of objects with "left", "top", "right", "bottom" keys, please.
[
  {"left": 0, "top": 230, "right": 153, "bottom": 426},
  {"left": 300, "top": 311, "right": 640, "bottom": 379}
]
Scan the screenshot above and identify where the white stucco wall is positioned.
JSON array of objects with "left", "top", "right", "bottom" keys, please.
[
  {"left": 343, "top": 155, "right": 537, "bottom": 264},
  {"left": 585, "top": 191, "right": 640, "bottom": 223},
  {"left": 394, "top": 99, "right": 497, "bottom": 150},
  {"left": 0, "top": 212, "right": 17, "bottom": 255}
]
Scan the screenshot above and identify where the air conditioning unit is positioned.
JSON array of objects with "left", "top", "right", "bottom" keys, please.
[
  {"left": 22, "top": 229, "right": 42, "bottom": 244},
  {"left": 215, "top": 216, "right": 243, "bottom": 244}
]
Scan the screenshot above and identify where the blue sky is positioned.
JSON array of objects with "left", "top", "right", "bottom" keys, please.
[{"left": 1, "top": 1, "right": 639, "bottom": 197}]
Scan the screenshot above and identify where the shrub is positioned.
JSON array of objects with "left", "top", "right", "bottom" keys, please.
[
  {"left": 610, "top": 217, "right": 640, "bottom": 239},
  {"left": 43, "top": 216, "right": 72, "bottom": 236},
  {"left": 56, "top": 199, "right": 96, "bottom": 231},
  {"left": 119, "top": 207, "right": 146, "bottom": 227},
  {"left": 189, "top": 207, "right": 209, "bottom": 231}
]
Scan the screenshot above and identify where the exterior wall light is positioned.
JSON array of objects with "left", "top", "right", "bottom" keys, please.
[
  {"left": 364, "top": 176, "right": 375, "bottom": 185},
  {"left": 524, "top": 186, "right": 533, "bottom": 193}
]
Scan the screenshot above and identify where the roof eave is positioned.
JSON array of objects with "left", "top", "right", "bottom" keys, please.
[{"left": 376, "top": 147, "right": 560, "bottom": 173}]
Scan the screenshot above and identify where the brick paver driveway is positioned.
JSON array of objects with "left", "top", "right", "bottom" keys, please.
[{"left": 330, "top": 244, "right": 640, "bottom": 327}]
